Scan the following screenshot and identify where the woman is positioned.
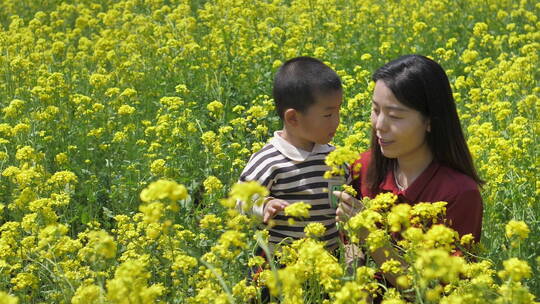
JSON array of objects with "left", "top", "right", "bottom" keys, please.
[{"left": 335, "top": 54, "right": 484, "bottom": 286}]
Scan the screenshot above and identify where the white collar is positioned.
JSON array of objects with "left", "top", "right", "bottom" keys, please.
[{"left": 270, "top": 131, "right": 334, "bottom": 162}]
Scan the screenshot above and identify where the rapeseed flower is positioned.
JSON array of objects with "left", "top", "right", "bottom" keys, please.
[
  {"left": 2, "top": 99, "right": 25, "bottom": 118},
  {"left": 284, "top": 202, "right": 311, "bottom": 218},
  {"left": 54, "top": 152, "right": 68, "bottom": 165},
  {"left": 203, "top": 175, "right": 223, "bottom": 194},
  {"left": 248, "top": 255, "right": 265, "bottom": 267},
  {"left": 112, "top": 131, "right": 128, "bottom": 143},
  {"left": 15, "top": 146, "right": 36, "bottom": 162},
  {"left": 423, "top": 224, "right": 458, "bottom": 251},
  {"left": 324, "top": 145, "right": 359, "bottom": 178},
  {"left": 230, "top": 181, "right": 269, "bottom": 211},
  {"left": 207, "top": 100, "right": 224, "bottom": 118},
  {"left": 460, "top": 234, "right": 475, "bottom": 247},
  {"left": 79, "top": 230, "right": 117, "bottom": 262},
  {"left": 140, "top": 179, "right": 187, "bottom": 202},
  {"left": 381, "top": 288, "right": 406, "bottom": 304},
  {"left": 304, "top": 222, "right": 326, "bottom": 238},
  {"left": 387, "top": 204, "right": 411, "bottom": 232},
  {"left": 355, "top": 266, "right": 379, "bottom": 294},
  {"left": 200, "top": 214, "right": 223, "bottom": 230},
  {"left": 172, "top": 254, "right": 198, "bottom": 274},
  {"left": 232, "top": 279, "right": 257, "bottom": 302},
  {"left": 71, "top": 285, "right": 104, "bottom": 304},
  {"left": 139, "top": 202, "right": 165, "bottom": 224},
  {"left": 47, "top": 170, "right": 78, "bottom": 189},
  {"left": 150, "top": 159, "right": 166, "bottom": 175},
  {"left": 414, "top": 249, "right": 465, "bottom": 285},
  {"left": 11, "top": 123, "right": 30, "bottom": 135},
  {"left": 0, "top": 292, "right": 18, "bottom": 304},
  {"left": 496, "top": 281, "right": 537, "bottom": 304},
  {"left": 410, "top": 201, "right": 447, "bottom": 226},
  {"left": 365, "top": 229, "right": 389, "bottom": 252},
  {"left": 380, "top": 259, "right": 403, "bottom": 275},
  {"left": 117, "top": 104, "right": 135, "bottom": 115},
  {"left": 333, "top": 281, "right": 369, "bottom": 304},
  {"left": 341, "top": 184, "right": 358, "bottom": 197},
  {"left": 505, "top": 220, "right": 530, "bottom": 240},
  {"left": 498, "top": 258, "right": 531, "bottom": 282},
  {"left": 460, "top": 50, "right": 479, "bottom": 64},
  {"left": 107, "top": 259, "right": 165, "bottom": 304},
  {"left": 11, "top": 272, "right": 38, "bottom": 291},
  {"left": 346, "top": 209, "right": 383, "bottom": 235},
  {"left": 366, "top": 192, "right": 397, "bottom": 212}
]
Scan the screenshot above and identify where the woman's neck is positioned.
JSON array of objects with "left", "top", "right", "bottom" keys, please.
[{"left": 395, "top": 148, "right": 434, "bottom": 189}]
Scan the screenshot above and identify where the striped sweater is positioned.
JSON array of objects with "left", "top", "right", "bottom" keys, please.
[{"left": 238, "top": 131, "right": 350, "bottom": 250}]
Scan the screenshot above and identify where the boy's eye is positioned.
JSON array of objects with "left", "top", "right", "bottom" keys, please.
[{"left": 323, "top": 113, "right": 332, "bottom": 117}]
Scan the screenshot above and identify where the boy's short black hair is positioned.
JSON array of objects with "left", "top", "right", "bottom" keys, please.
[{"left": 273, "top": 56, "right": 342, "bottom": 120}]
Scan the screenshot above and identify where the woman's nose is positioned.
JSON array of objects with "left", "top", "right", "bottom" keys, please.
[{"left": 374, "top": 113, "right": 387, "bottom": 132}]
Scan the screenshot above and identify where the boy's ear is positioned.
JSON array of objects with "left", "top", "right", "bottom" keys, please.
[
  {"left": 284, "top": 108, "right": 299, "bottom": 127},
  {"left": 426, "top": 118, "right": 431, "bottom": 132}
]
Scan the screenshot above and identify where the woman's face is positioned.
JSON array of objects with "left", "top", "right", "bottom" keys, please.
[{"left": 371, "top": 80, "right": 431, "bottom": 162}]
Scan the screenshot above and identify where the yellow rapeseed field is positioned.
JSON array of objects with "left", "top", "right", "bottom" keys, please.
[{"left": 0, "top": 0, "right": 538, "bottom": 303}]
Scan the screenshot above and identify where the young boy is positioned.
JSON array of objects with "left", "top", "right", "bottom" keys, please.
[{"left": 238, "top": 56, "right": 350, "bottom": 251}]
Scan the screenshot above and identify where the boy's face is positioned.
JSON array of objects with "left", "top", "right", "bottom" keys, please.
[{"left": 295, "top": 90, "right": 342, "bottom": 147}]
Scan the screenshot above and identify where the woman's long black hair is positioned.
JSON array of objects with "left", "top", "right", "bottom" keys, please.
[{"left": 367, "top": 54, "right": 484, "bottom": 193}]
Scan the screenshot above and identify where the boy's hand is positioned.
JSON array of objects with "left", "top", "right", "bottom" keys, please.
[
  {"left": 263, "top": 198, "right": 290, "bottom": 224},
  {"left": 334, "top": 191, "right": 364, "bottom": 222}
]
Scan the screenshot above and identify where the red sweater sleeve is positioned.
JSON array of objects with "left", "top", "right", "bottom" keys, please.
[{"left": 445, "top": 188, "right": 483, "bottom": 241}]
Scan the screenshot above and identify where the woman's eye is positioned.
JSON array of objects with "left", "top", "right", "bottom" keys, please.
[
  {"left": 323, "top": 113, "right": 332, "bottom": 117},
  {"left": 389, "top": 115, "right": 401, "bottom": 119}
]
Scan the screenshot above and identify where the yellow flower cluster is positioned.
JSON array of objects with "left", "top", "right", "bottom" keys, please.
[
  {"left": 229, "top": 181, "right": 269, "bottom": 211},
  {"left": 106, "top": 259, "right": 165, "bottom": 303},
  {"left": 139, "top": 179, "right": 187, "bottom": 203},
  {"left": 304, "top": 222, "right": 326, "bottom": 238},
  {"left": 324, "top": 145, "right": 361, "bottom": 179},
  {"left": 505, "top": 220, "right": 530, "bottom": 240},
  {"left": 203, "top": 175, "right": 224, "bottom": 194},
  {"left": 264, "top": 238, "right": 344, "bottom": 301},
  {"left": 284, "top": 201, "right": 311, "bottom": 218},
  {"left": 338, "top": 192, "right": 538, "bottom": 301}
]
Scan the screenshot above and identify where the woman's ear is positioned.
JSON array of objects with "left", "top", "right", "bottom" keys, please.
[
  {"left": 426, "top": 119, "right": 431, "bottom": 132},
  {"left": 284, "top": 108, "right": 299, "bottom": 127}
]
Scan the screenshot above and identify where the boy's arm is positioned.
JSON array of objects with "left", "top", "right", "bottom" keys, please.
[
  {"left": 236, "top": 195, "right": 267, "bottom": 220},
  {"left": 235, "top": 149, "right": 276, "bottom": 220},
  {"left": 237, "top": 194, "right": 290, "bottom": 223},
  {"left": 262, "top": 197, "right": 289, "bottom": 223},
  {"left": 235, "top": 143, "right": 293, "bottom": 223}
]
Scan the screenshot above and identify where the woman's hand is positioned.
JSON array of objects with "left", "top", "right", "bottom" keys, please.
[
  {"left": 334, "top": 191, "right": 364, "bottom": 222},
  {"left": 263, "top": 198, "right": 290, "bottom": 223}
]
